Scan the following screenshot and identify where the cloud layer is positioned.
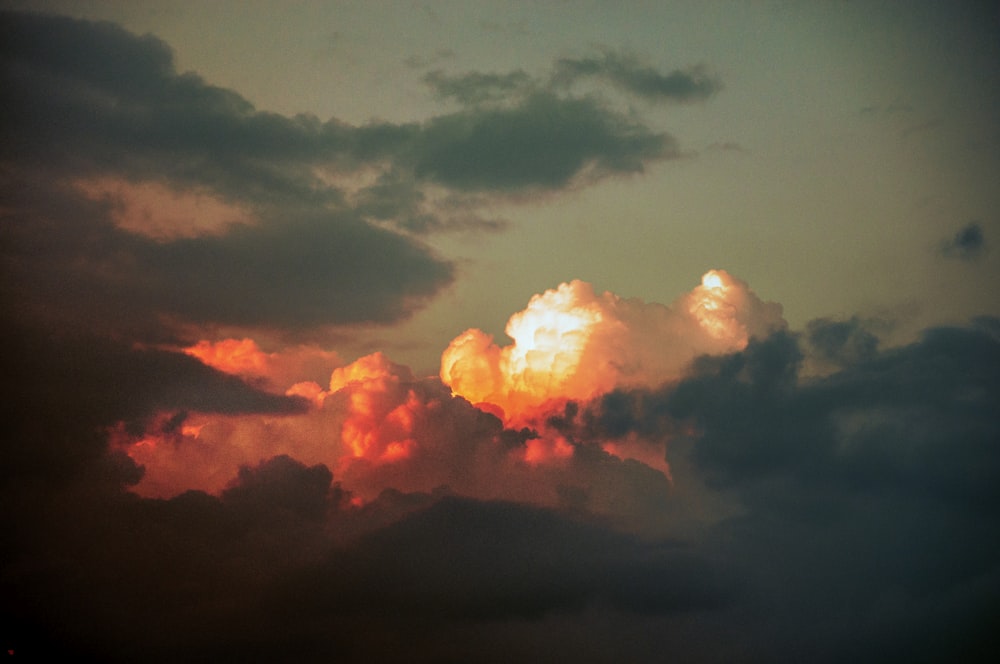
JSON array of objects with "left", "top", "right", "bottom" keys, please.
[
  {"left": 2, "top": 11, "right": 997, "bottom": 664},
  {"left": 5, "top": 311, "right": 997, "bottom": 662}
]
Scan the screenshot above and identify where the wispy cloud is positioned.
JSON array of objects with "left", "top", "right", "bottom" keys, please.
[
  {"left": 553, "top": 50, "right": 721, "bottom": 103},
  {"left": 940, "top": 222, "right": 986, "bottom": 260}
]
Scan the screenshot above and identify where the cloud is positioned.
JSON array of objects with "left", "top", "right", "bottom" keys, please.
[
  {"left": 403, "top": 48, "right": 456, "bottom": 69},
  {"left": 0, "top": 11, "right": 455, "bottom": 339},
  {"left": 281, "top": 496, "right": 734, "bottom": 623},
  {"left": 588, "top": 320, "right": 1000, "bottom": 502},
  {"left": 423, "top": 68, "right": 534, "bottom": 105},
  {"left": 1, "top": 12, "right": 697, "bottom": 354},
  {"left": 406, "top": 91, "right": 677, "bottom": 191},
  {"left": 2, "top": 174, "right": 452, "bottom": 338},
  {"left": 3, "top": 12, "right": 685, "bottom": 202},
  {"left": 441, "top": 270, "right": 785, "bottom": 423},
  {"left": 5, "top": 282, "right": 1000, "bottom": 662},
  {"left": 568, "top": 318, "right": 1000, "bottom": 659},
  {"left": 553, "top": 50, "right": 721, "bottom": 103},
  {"left": 412, "top": 49, "right": 723, "bottom": 191},
  {"left": 804, "top": 316, "right": 881, "bottom": 370},
  {"left": 0, "top": 319, "right": 308, "bottom": 489},
  {"left": 3, "top": 11, "right": 996, "bottom": 663},
  {"left": 220, "top": 454, "right": 339, "bottom": 521},
  {"left": 939, "top": 221, "right": 986, "bottom": 260},
  {"left": 1, "top": 12, "right": 349, "bottom": 201},
  {"left": 351, "top": 172, "right": 508, "bottom": 233}
]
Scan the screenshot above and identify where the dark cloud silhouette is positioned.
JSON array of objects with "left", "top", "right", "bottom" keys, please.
[
  {"left": 939, "top": 221, "right": 986, "bottom": 260},
  {"left": 2, "top": 172, "right": 453, "bottom": 337},
  {"left": 352, "top": 172, "right": 508, "bottom": 233},
  {"left": 413, "top": 57, "right": 689, "bottom": 191},
  {"left": 1, "top": 455, "right": 345, "bottom": 662},
  {"left": 0, "top": 320, "right": 306, "bottom": 487},
  {"left": 592, "top": 322, "right": 1000, "bottom": 506},
  {"left": 407, "top": 91, "right": 675, "bottom": 190},
  {"left": 4, "top": 312, "right": 1000, "bottom": 662},
  {"left": 578, "top": 321, "right": 1000, "bottom": 660},
  {"left": 2, "top": 12, "right": 685, "bottom": 202},
  {"left": 0, "top": 13, "right": 357, "bottom": 202},
  {"left": 0, "top": 11, "right": 454, "bottom": 337},
  {"left": 805, "top": 316, "right": 880, "bottom": 367},
  {"left": 1, "top": 13, "right": 687, "bottom": 349},
  {"left": 0, "top": 449, "right": 725, "bottom": 663},
  {"left": 283, "top": 496, "right": 733, "bottom": 623},
  {"left": 554, "top": 50, "right": 721, "bottom": 102}
]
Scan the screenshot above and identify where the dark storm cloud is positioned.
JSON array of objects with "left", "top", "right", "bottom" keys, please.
[
  {"left": 220, "top": 454, "right": 340, "bottom": 522},
  {"left": 0, "top": 319, "right": 306, "bottom": 486},
  {"left": 408, "top": 50, "right": 714, "bottom": 192},
  {"left": 553, "top": 50, "right": 721, "bottom": 102},
  {"left": 593, "top": 322, "right": 1000, "bottom": 506},
  {"left": 804, "top": 316, "right": 880, "bottom": 367},
  {"left": 0, "top": 10, "right": 454, "bottom": 336},
  {"left": 1, "top": 13, "right": 691, "bottom": 349},
  {"left": 0, "top": 12, "right": 357, "bottom": 202},
  {"left": 1, "top": 455, "right": 345, "bottom": 662},
  {"left": 939, "top": 221, "right": 986, "bottom": 260},
  {"left": 281, "top": 496, "right": 733, "bottom": 622},
  {"left": 1, "top": 172, "right": 452, "bottom": 337},
  {"left": 1, "top": 11, "right": 686, "bottom": 202},
  {"left": 406, "top": 91, "right": 676, "bottom": 190},
  {"left": 579, "top": 320, "right": 1000, "bottom": 660},
  {"left": 0, "top": 454, "right": 732, "bottom": 663},
  {"left": 4, "top": 321, "right": 999, "bottom": 662}
]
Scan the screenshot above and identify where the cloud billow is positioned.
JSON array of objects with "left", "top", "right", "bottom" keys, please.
[
  {"left": 590, "top": 321, "right": 1000, "bottom": 509},
  {"left": 4, "top": 293, "right": 1000, "bottom": 661}
]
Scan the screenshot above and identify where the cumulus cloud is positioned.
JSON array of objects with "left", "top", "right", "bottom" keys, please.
[
  {"left": 5, "top": 283, "right": 1000, "bottom": 662},
  {"left": 441, "top": 270, "right": 784, "bottom": 423}
]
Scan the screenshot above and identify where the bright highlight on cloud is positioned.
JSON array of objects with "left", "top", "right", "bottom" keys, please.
[
  {"left": 116, "top": 270, "right": 783, "bottom": 502},
  {"left": 442, "top": 270, "right": 784, "bottom": 425}
]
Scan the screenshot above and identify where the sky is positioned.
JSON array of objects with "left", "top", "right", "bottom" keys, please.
[{"left": 1, "top": 2, "right": 998, "bottom": 662}]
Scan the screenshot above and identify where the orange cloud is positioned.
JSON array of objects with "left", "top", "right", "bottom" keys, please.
[
  {"left": 185, "top": 338, "right": 271, "bottom": 378},
  {"left": 120, "top": 270, "right": 783, "bottom": 521},
  {"left": 74, "top": 176, "right": 256, "bottom": 240},
  {"left": 183, "top": 338, "right": 341, "bottom": 391},
  {"left": 441, "top": 270, "right": 784, "bottom": 428}
]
